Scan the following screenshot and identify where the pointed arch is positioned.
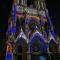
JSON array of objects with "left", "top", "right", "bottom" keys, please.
[
  {"left": 15, "top": 37, "right": 28, "bottom": 60},
  {"left": 14, "top": 29, "right": 28, "bottom": 60},
  {"left": 29, "top": 31, "right": 48, "bottom": 60},
  {"left": 15, "top": 37, "right": 27, "bottom": 47},
  {"left": 49, "top": 39, "right": 58, "bottom": 52},
  {"left": 30, "top": 31, "right": 48, "bottom": 52},
  {"left": 14, "top": 28, "right": 28, "bottom": 44}
]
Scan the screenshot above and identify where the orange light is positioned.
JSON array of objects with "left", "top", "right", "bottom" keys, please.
[
  {"left": 16, "top": 14, "right": 40, "bottom": 20},
  {"left": 6, "top": 43, "right": 12, "bottom": 53},
  {"left": 27, "top": 15, "right": 40, "bottom": 20}
]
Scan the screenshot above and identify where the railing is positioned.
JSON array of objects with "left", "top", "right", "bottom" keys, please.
[
  {"left": 16, "top": 5, "right": 38, "bottom": 15},
  {"left": 16, "top": 5, "right": 46, "bottom": 17}
]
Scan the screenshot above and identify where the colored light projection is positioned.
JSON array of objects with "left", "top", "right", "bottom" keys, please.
[
  {"left": 5, "top": 42, "right": 13, "bottom": 60},
  {"left": 5, "top": 53, "right": 13, "bottom": 60},
  {"left": 13, "top": 5, "right": 16, "bottom": 23},
  {"left": 5, "top": 4, "right": 16, "bottom": 60},
  {"left": 7, "top": 4, "right": 16, "bottom": 33},
  {"left": 30, "top": 32, "right": 48, "bottom": 52}
]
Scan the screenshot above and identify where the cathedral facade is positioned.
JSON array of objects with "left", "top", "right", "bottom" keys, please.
[{"left": 5, "top": 0, "right": 57, "bottom": 60}]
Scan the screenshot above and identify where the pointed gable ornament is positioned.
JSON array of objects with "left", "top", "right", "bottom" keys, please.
[
  {"left": 15, "top": 28, "right": 28, "bottom": 43},
  {"left": 48, "top": 32, "right": 56, "bottom": 43},
  {"left": 30, "top": 26, "right": 45, "bottom": 43}
]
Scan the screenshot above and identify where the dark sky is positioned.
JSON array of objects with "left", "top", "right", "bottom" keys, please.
[
  {"left": 0, "top": 1, "right": 13, "bottom": 58},
  {"left": 45, "top": 0, "right": 60, "bottom": 36}
]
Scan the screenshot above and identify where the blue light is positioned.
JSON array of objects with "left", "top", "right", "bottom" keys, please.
[
  {"left": 13, "top": 5, "right": 16, "bottom": 23},
  {"left": 12, "top": 27, "right": 16, "bottom": 33},
  {"left": 7, "top": 26, "right": 16, "bottom": 33},
  {"left": 12, "top": 4, "right": 16, "bottom": 33},
  {"left": 39, "top": 56, "right": 46, "bottom": 60},
  {"left": 5, "top": 53, "right": 13, "bottom": 60},
  {"left": 51, "top": 31, "right": 55, "bottom": 37},
  {"left": 30, "top": 33, "right": 48, "bottom": 52}
]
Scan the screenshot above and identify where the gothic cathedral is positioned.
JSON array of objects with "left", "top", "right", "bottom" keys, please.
[{"left": 5, "top": 0, "right": 57, "bottom": 60}]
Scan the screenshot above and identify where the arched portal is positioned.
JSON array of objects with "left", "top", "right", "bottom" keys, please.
[
  {"left": 30, "top": 31, "right": 48, "bottom": 60},
  {"left": 31, "top": 39, "right": 41, "bottom": 60},
  {"left": 14, "top": 37, "right": 28, "bottom": 60},
  {"left": 49, "top": 39, "right": 57, "bottom": 52},
  {"left": 49, "top": 39, "right": 58, "bottom": 60}
]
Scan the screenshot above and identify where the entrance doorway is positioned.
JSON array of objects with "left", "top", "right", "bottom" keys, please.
[
  {"left": 17, "top": 45, "right": 22, "bottom": 60},
  {"left": 15, "top": 37, "right": 28, "bottom": 60}
]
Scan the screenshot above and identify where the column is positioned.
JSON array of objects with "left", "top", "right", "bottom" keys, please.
[
  {"left": 16, "top": 0, "right": 19, "bottom": 5},
  {"left": 24, "top": 0, "right": 27, "bottom": 6},
  {"left": 43, "top": 0, "right": 47, "bottom": 10},
  {"left": 47, "top": 46, "right": 51, "bottom": 60},
  {"left": 13, "top": 1, "right": 16, "bottom": 34},
  {"left": 5, "top": 42, "right": 13, "bottom": 60},
  {"left": 41, "top": 0, "right": 44, "bottom": 10},
  {"left": 13, "top": 45, "right": 16, "bottom": 60},
  {"left": 27, "top": 44, "right": 31, "bottom": 60},
  {"left": 37, "top": 0, "right": 40, "bottom": 10},
  {"left": 21, "top": 0, "right": 23, "bottom": 5},
  {"left": 38, "top": 0, "right": 45, "bottom": 10}
]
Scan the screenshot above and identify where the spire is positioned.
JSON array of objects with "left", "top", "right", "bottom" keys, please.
[
  {"left": 41, "top": 0, "right": 44, "bottom": 10},
  {"left": 16, "top": 0, "right": 19, "bottom": 4},
  {"left": 36, "top": 0, "right": 41, "bottom": 10},
  {"left": 48, "top": 29, "right": 57, "bottom": 41},
  {"left": 36, "top": 25, "right": 38, "bottom": 30},
  {"left": 34, "top": 25, "right": 39, "bottom": 31},
  {"left": 15, "top": 27, "right": 28, "bottom": 43},
  {"left": 48, "top": 31, "right": 57, "bottom": 44},
  {"left": 21, "top": 27, "right": 23, "bottom": 32},
  {"left": 49, "top": 32, "right": 55, "bottom": 40},
  {"left": 16, "top": 0, "right": 27, "bottom": 6},
  {"left": 19, "top": 27, "right": 24, "bottom": 38}
]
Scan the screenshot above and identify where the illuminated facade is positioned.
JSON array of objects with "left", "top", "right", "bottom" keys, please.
[{"left": 5, "top": 0, "right": 57, "bottom": 60}]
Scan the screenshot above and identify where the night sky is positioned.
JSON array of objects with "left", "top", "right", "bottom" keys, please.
[
  {"left": 45, "top": 0, "right": 60, "bottom": 36},
  {"left": 0, "top": 0, "right": 60, "bottom": 59}
]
